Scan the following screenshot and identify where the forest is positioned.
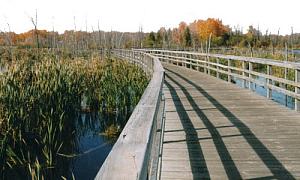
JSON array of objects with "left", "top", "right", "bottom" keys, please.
[{"left": 1, "top": 18, "right": 300, "bottom": 62}]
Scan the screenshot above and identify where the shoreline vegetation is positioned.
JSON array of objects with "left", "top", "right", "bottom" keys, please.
[{"left": 0, "top": 50, "right": 149, "bottom": 179}]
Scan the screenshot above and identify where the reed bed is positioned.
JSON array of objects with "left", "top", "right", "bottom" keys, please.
[{"left": 0, "top": 55, "right": 149, "bottom": 179}]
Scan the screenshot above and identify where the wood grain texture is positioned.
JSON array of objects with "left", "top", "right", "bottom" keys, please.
[{"left": 161, "top": 63, "right": 300, "bottom": 179}]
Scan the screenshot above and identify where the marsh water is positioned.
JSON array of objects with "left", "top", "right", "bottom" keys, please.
[
  {"left": 63, "top": 111, "right": 129, "bottom": 180},
  {"left": 233, "top": 76, "right": 295, "bottom": 110},
  {"left": 5, "top": 110, "right": 129, "bottom": 180}
]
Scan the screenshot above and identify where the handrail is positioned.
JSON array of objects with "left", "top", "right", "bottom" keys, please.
[
  {"left": 139, "top": 49, "right": 300, "bottom": 69},
  {"left": 95, "top": 49, "right": 165, "bottom": 179},
  {"left": 137, "top": 49, "right": 300, "bottom": 111}
]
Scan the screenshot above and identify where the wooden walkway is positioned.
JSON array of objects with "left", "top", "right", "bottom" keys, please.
[{"left": 161, "top": 63, "right": 300, "bottom": 179}]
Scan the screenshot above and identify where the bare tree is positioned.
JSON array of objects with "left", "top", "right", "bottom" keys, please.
[
  {"left": 51, "top": 16, "right": 58, "bottom": 58},
  {"left": 138, "top": 25, "right": 143, "bottom": 48},
  {"left": 4, "top": 20, "right": 13, "bottom": 61},
  {"left": 85, "top": 17, "right": 89, "bottom": 50},
  {"left": 291, "top": 27, "right": 294, "bottom": 60},
  {"left": 30, "top": 9, "right": 39, "bottom": 49},
  {"left": 97, "top": 20, "right": 102, "bottom": 49},
  {"left": 28, "top": 9, "right": 41, "bottom": 61},
  {"left": 73, "top": 16, "right": 77, "bottom": 57}
]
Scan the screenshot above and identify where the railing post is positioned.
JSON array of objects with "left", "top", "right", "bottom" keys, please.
[
  {"left": 227, "top": 59, "right": 231, "bottom": 83},
  {"left": 284, "top": 67, "right": 288, "bottom": 106},
  {"left": 248, "top": 62, "right": 253, "bottom": 90},
  {"left": 242, "top": 61, "right": 246, "bottom": 88},
  {"left": 204, "top": 56, "right": 207, "bottom": 74},
  {"left": 207, "top": 56, "right": 210, "bottom": 75},
  {"left": 295, "top": 69, "right": 300, "bottom": 111},
  {"left": 130, "top": 50, "right": 132, "bottom": 59},
  {"left": 196, "top": 55, "right": 200, "bottom": 71},
  {"left": 190, "top": 54, "right": 193, "bottom": 70},
  {"left": 176, "top": 52, "right": 179, "bottom": 66},
  {"left": 267, "top": 65, "right": 272, "bottom": 99},
  {"left": 183, "top": 53, "right": 186, "bottom": 68},
  {"left": 216, "top": 58, "right": 220, "bottom": 79}
]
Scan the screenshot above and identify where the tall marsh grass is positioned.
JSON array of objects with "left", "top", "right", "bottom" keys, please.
[{"left": 0, "top": 55, "right": 149, "bottom": 179}]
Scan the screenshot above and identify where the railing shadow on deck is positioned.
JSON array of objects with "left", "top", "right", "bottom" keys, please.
[
  {"left": 166, "top": 76, "right": 242, "bottom": 179},
  {"left": 165, "top": 67, "right": 296, "bottom": 180},
  {"left": 164, "top": 80, "right": 210, "bottom": 179}
]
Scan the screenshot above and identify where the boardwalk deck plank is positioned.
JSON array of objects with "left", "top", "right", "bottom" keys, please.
[{"left": 161, "top": 63, "right": 300, "bottom": 179}]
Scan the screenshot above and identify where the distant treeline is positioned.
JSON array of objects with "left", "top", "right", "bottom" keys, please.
[{"left": 0, "top": 18, "right": 299, "bottom": 51}]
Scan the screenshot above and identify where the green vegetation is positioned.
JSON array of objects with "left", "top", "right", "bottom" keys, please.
[{"left": 0, "top": 54, "right": 149, "bottom": 179}]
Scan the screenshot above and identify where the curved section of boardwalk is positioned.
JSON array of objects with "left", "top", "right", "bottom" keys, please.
[{"left": 162, "top": 63, "right": 300, "bottom": 179}]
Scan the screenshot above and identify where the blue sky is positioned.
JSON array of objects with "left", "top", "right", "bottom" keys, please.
[{"left": 1, "top": 0, "right": 299, "bottom": 35}]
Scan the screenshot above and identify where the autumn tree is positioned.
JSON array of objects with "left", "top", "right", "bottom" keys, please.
[
  {"left": 178, "top": 22, "right": 187, "bottom": 47},
  {"left": 197, "top": 18, "right": 229, "bottom": 45},
  {"left": 189, "top": 20, "right": 200, "bottom": 48},
  {"left": 171, "top": 28, "right": 180, "bottom": 48},
  {"left": 166, "top": 28, "right": 172, "bottom": 48}
]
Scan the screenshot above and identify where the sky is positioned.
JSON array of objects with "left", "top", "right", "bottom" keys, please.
[{"left": 0, "top": 0, "right": 299, "bottom": 35}]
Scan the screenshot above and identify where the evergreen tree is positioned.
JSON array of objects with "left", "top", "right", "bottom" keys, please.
[{"left": 184, "top": 27, "right": 192, "bottom": 47}]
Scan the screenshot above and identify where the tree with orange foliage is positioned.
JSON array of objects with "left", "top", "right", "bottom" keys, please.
[
  {"left": 171, "top": 22, "right": 192, "bottom": 48},
  {"left": 171, "top": 28, "right": 180, "bottom": 47},
  {"left": 178, "top": 22, "right": 187, "bottom": 46},
  {"left": 197, "top": 18, "right": 229, "bottom": 41}
]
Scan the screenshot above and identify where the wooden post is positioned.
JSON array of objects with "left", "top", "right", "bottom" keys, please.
[
  {"left": 176, "top": 52, "right": 179, "bottom": 66},
  {"left": 196, "top": 55, "right": 200, "bottom": 71},
  {"left": 207, "top": 56, "right": 210, "bottom": 75},
  {"left": 204, "top": 56, "right": 207, "bottom": 74},
  {"left": 267, "top": 65, "right": 272, "bottom": 99},
  {"left": 216, "top": 58, "right": 220, "bottom": 79},
  {"left": 295, "top": 69, "right": 300, "bottom": 111},
  {"left": 249, "top": 62, "right": 253, "bottom": 90},
  {"left": 284, "top": 67, "right": 288, "bottom": 106},
  {"left": 242, "top": 61, "right": 246, "bottom": 88},
  {"left": 184, "top": 53, "right": 187, "bottom": 68},
  {"left": 228, "top": 59, "right": 231, "bottom": 83},
  {"left": 190, "top": 54, "right": 193, "bottom": 69}
]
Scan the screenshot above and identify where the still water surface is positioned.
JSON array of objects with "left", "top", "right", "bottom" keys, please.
[
  {"left": 234, "top": 76, "right": 295, "bottom": 110},
  {"left": 65, "top": 112, "right": 128, "bottom": 180}
]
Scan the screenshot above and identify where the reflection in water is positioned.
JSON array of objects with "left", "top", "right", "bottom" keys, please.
[
  {"left": 233, "top": 76, "right": 295, "bottom": 110},
  {"left": 64, "top": 111, "right": 129, "bottom": 180},
  {"left": 4, "top": 111, "right": 129, "bottom": 180}
]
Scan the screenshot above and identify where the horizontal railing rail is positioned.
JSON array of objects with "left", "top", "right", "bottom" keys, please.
[
  {"left": 95, "top": 49, "right": 165, "bottom": 179},
  {"left": 138, "top": 49, "right": 300, "bottom": 111}
]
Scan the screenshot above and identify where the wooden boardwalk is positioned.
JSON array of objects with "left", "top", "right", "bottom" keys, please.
[{"left": 161, "top": 63, "right": 300, "bottom": 179}]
